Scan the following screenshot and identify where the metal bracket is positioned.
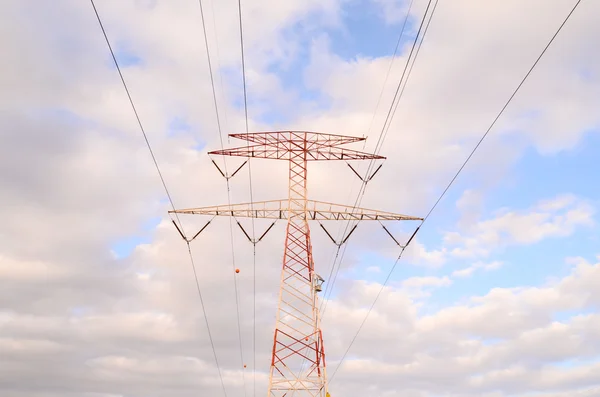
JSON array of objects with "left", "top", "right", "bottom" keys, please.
[
  {"left": 347, "top": 163, "right": 383, "bottom": 183},
  {"left": 319, "top": 223, "right": 358, "bottom": 247},
  {"left": 380, "top": 222, "right": 420, "bottom": 248},
  {"left": 212, "top": 159, "right": 247, "bottom": 180},
  {"left": 172, "top": 219, "right": 212, "bottom": 243},
  {"left": 237, "top": 221, "right": 276, "bottom": 246}
]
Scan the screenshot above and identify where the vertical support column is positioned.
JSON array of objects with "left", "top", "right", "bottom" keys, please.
[{"left": 268, "top": 135, "right": 327, "bottom": 397}]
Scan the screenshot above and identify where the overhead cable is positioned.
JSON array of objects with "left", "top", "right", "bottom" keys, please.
[
  {"left": 297, "top": 0, "right": 423, "bottom": 383},
  {"left": 90, "top": 1, "right": 229, "bottom": 396},
  {"left": 322, "top": 0, "right": 438, "bottom": 317},
  {"left": 329, "top": 0, "right": 584, "bottom": 382},
  {"left": 197, "top": 0, "right": 248, "bottom": 394},
  {"left": 89, "top": 0, "right": 183, "bottom": 229},
  {"left": 236, "top": 1, "right": 259, "bottom": 396}
]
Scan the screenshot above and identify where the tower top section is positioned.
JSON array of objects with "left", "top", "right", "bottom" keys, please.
[
  {"left": 208, "top": 131, "right": 385, "bottom": 161},
  {"left": 229, "top": 131, "right": 365, "bottom": 146}
]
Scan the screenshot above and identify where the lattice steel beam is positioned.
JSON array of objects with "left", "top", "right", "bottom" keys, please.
[
  {"left": 170, "top": 199, "right": 423, "bottom": 222},
  {"left": 174, "top": 131, "right": 421, "bottom": 397}
]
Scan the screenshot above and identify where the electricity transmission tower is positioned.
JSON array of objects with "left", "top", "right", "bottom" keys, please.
[{"left": 171, "top": 131, "right": 421, "bottom": 397}]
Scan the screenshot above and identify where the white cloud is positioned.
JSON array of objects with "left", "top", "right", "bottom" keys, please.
[
  {"left": 456, "top": 188, "right": 485, "bottom": 229},
  {"left": 403, "top": 193, "right": 594, "bottom": 269},
  {"left": 452, "top": 260, "right": 504, "bottom": 278},
  {"left": 404, "top": 239, "right": 448, "bottom": 267},
  {"left": 329, "top": 256, "right": 600, "bottom": 395},
  {"left": 1, "top": 0, "right": 600, "bottom": 396},
  {"left": 444, "top": 194, "right": 595, "bottom": 260},
  {"left": 401, "top": 276, "right": 452, "bottom": 289},
  {"left": 397, "top": 276, "right": 453, "bottom": 299}
]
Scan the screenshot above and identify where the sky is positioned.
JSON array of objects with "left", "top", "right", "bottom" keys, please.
[{"left": 1, "top": 0, "right": 600, "bottom": 396}]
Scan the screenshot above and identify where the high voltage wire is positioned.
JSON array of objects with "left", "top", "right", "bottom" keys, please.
[
  {"left": 295, "top": 0, "right": 426, "bottom": 382},
  {"left": 91, "top": 0, "right": 583, "bottom": 392},
  {"left": 208, "top": 0, "right": 232, "bottom": 143},
  {"left": 371, "top": 0, "right": 438, "bottom": 158},
  {"left": 324, "top": 0, "right": 415, "bottom": 288},
  {"left": 89, "top": 1, "right": 228, "bottom": 396},
  {"left": 293, "top": 0, "right": 420, "bottom": 384},
  {"left": 236, "top": 1, "right": 258, "bottom": 396},
  {"left": 363, "top": 0, "right": 416, "bottom": 146},
  {"left": 321, "top": 0, "right": 438, "bottom": 317},
  {"left": 186, "top": 243, "right": 230, "bottom": 396},
  {"left": 321, "top": 0, "right": 437, "bottom": 314},
  {"left": 88, "top": 0, "right": 182, "bottom": 228},
  {"left": 196, "top": 0, "right": 248, "bottom": 396},
  {"left": 420, "top": 0, "right": 583, "bottom": 223},
  {"left": 323, "top": 0, "right": 439, "bottom": 314},
  {"left": 380, "top": 0, "right": 440, "bottom": 153},
  {"left": 197, "top": 0, "right": 226, "bottom": 156},
  {"left": 329, "top": 0, "right": 584, "bottom": 383}
]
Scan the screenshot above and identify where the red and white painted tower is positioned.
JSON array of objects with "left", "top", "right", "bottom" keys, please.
[{"left": 172, "top": 131, "right": 421, "bottom": 396}]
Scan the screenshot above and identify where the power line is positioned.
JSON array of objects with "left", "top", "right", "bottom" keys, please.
[
  {"left": 321, "top": 0, "right": 430, "bottom": 313},
  {"left": 187, "top": 243, "right": 230, "bottom": 396},
  {"left": 209, "top": 0, "right": 232, "bottom": 143},
  {"left": 294, "top": 0, "right": 420, "bottom": 384},
  {"left": 371, "top": 0, "right": 437, "bottom": 158},
  {"left": 327, "top": 0, "right": 415, "bottom": 265},
  {"left": 329, "top": 0, "right": 584, "bottom": 382},
  {"left": 197, "top": 0, "right": 227, "bottom": 163},
  {"left": 422, "top": 0, "right": 582, "bottom": 224},
  {"left": 196, "top": 0, "right": 248, "bottom": 395},
  {"left": 89, "top": 0, "right": 182, "bottom": 229},
  {"left": 328, "top": 242, "right": 411, "bottom": 383},
  {"left": 238, "top": 0, "right": 251, "bottom": 137},
  {"left": 321, "top": 0, "right": 438, "bottom": 317},
  {"left": 236, "top": 1, "right": 258, "bottom": 396},
  {"left": 364, "top": 0, "right": 416, "bottom": 145},
  {"left": 90, "top": 1, "right": 229, "bottom": 396},
  {"left": 322, "top": 0, "right": 437, "bottom": 313},
  {"left": 381, "top": 0, "right": 440, "bottom": 150}
]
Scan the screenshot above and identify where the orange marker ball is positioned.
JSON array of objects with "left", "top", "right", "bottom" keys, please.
[
  {"left": 235, "top": 268, "right": 240, "bottom": 273},
  {"left": 244, "top": 364, "right": 247, "bottom": 368}
]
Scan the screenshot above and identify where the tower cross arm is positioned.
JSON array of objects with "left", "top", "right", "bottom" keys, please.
[
  {"left": 208, "top": 144, "right": 385, "bottom": 161},
  {"left": 229, "top": 131, "right": 365, "bottom": 148},
  {"left": 169, "top": 199, "right": 423, "bottom": 221}
]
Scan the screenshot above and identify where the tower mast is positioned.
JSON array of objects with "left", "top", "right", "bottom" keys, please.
[{"left": 171, "top": 131, "right": 422, "bottom": 396}]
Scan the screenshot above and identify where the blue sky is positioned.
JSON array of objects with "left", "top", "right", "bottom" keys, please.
[
  {"left": 109, "top": 0, "right": 598, "bottom": 315},
  {"left": 327, "top": 0, "right": 417, "bottom": 61},
  {"left": 5, "top": 0, "right": 600, "bottom": 396},
  {"left": 108, "top": 0, "right": 420, "bottom": 257},
  {"left": 111, "top": 216, "right": 161, "bottom": 258},
  {"left": 405, "top": 131, "right": 600, "bottom": 313}
]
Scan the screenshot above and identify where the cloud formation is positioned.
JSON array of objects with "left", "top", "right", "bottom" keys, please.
[{"left": 1, "top": 0, "right": 599, "bottom": 396}]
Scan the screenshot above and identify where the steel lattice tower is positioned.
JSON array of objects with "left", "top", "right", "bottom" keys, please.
[{"left": 171, "top": 131, "right": 421, "bottom": 397}]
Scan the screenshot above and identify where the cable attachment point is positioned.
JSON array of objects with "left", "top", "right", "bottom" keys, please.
[
  {"left": 380, "top": 222, "right": 402, "bottom": 247},
  {"left": 172, "top": 219, "right": 212, "bottom": 243},
  {"left": 347, "top": 163, "right": 383, "bottom": 183},
  {"left": 320, "top": 223, "right": 358, "bottom": 247},
  {"left": 211, "top": 159, "right": 248, "bottom": 180},
  {"left": 236, "top": 221, "right": 276, "bottom": 246},
  {"left": 379, "top": 221, "right": 420, "bottom": 249}
]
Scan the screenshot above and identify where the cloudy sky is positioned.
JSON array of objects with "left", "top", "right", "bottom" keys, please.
[{"left": 1, "top": 0, "right": 600, "bottom": 396}]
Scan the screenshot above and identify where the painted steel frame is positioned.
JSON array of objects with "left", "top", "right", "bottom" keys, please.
[{"left": 170, "top": 131, "right": 422, "bottom": 397}]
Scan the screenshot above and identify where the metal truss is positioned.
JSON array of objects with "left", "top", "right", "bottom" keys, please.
[
  {"left": 171, "top": 199, "right": 422, "bottom": 222},
  {"left": 210, "top": 131, "right": 384, "bottom": 161},
  {"left": 171, "top": 131, "right": 422, "bottom": 397}
]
